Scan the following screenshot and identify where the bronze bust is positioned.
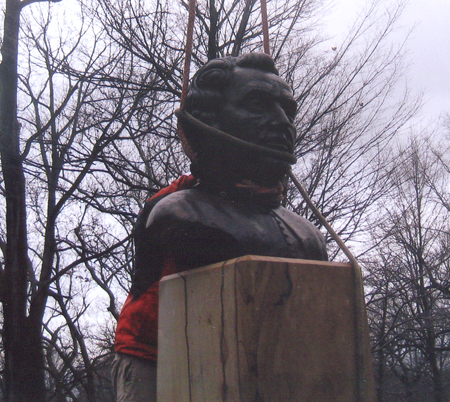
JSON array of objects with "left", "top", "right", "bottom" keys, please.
[{"left": 131, "top": 53, "right": 328, "bottom": 296}]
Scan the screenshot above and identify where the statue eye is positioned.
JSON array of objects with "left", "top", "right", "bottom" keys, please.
[
  {"left": 246, "top": 99, "right": 265, "bottom": 112},
  {"left": 198, "top": 68, "right": 229, "bottom": 89}
]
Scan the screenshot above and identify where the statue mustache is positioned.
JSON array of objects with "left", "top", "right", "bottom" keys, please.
[{"left": 257, "top": 124, "right": 296, "bottom": 151}]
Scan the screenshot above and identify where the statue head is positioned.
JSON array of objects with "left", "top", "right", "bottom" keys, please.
[{"left": 179, "top": 53, "right": 297, "bottom": 187}]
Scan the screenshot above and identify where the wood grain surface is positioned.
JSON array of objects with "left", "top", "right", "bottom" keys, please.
[{"left": 157, "top": 255, "right": 375, "bottom": 402}]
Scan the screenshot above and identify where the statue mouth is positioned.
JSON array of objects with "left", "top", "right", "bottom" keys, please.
[
  {"left": 263, "top": 140, "right": 292, "bottom": 153},
  {"left": 258, "top": 127, "right": 295, "bottom": 154},
  {"left": 260, "top": 133, "right": 294, "bottom": 153}
]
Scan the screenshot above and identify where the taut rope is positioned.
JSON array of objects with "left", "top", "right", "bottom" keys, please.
[
  {"left": 178, "top": 0, "right": 197, "bottom": 162},
  {"left": 260, "top": 0, "right": 270, "bottom": 54},
  {"left": 177, "top": 3, "right": 371, "bottom": 399}
]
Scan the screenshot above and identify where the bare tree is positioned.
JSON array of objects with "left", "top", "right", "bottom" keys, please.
[
  {"left": 0, "top": 0, "right": 166, "bottom": 399},
  {"left": 366, "top": 135, "right": 450, "bottom": 402},
  {"left": 0, "top": 0, "right": 64, "bottom": 400}
]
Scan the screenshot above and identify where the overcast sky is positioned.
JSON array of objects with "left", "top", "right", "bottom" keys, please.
[{"left": 324, "top": 0, "right": 450, "bottom": 126}]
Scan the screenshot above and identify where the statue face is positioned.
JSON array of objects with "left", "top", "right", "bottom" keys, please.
[
  {"left": 183, "top": 62, "right": 297, "bottom": 186},
  {"left": 217, "top": 67, "right": 297, "bottom": 154}
]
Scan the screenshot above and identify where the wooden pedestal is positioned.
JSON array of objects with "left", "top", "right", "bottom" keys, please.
[{"left": 157, "top": 255, "right": 375, "bottom": 401}]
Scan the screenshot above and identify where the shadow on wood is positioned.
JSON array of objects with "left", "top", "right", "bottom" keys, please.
[{"left": 157, "top": 255, "right": 376, "bottom": 401}]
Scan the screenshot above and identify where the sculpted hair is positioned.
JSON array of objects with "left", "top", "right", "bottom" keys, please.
[{"left": 184, "top": 53, "right": 279, "bottom": 123}]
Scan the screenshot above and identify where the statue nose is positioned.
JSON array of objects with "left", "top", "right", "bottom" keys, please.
[
  {"left": 269, "top": 103, "right": 294, "bottom": 130},
  {"left": 270, "top": 103, "right": 290, "bottom": 124}
]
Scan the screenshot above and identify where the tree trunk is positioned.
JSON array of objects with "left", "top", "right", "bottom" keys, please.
[
  {"left": 207, "top": 0, "right": 218, "bottom": 60},
  {"left": 0, "top": 0, "right": 46, "bottom": 400},
  {"left": 231, "top": 0, "right": 257, "bottom": 57},
  {"left": 427, "top": 338, "right": 444, "bottom": 402},
  {"left": 376, "top": 350, "right": 385, "bottom": 402}
]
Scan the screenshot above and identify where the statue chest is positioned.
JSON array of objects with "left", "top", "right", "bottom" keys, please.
[
  {"left": 147, "top": 189, "right": 327, "bottom": 262},
  {"left": 195, "top": 203, "right": 306, "bottom": 259}
]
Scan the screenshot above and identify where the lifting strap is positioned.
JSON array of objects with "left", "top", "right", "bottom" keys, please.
[
  {"left": 260, "top": 0, "right": 270, "bottom": 54},
  {"left": 178, "top": 0, "right": 197, "bottom": 162},
  {"left": 177, "top": 3, "right": 370, "bottom": 399}
]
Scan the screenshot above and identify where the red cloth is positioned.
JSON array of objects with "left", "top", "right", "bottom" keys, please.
[
  {"left": 146, "top": 174, "right": 197, "bottom": 199},
  {"left": 114, "top": 175, "right": 197, "bottom": 361}
]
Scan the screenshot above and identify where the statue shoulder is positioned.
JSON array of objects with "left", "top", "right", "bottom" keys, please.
[
  {"left": 274, "top": 206, "right": 318, "bottom": 231},
  {"left": 146, "top": 188, "right": 212, "bottom": 229},
  {"left": 143, "top": 189, "right": 244, "bottom": 269},
  {"left": 273, "top": 206, "right": 328, "bottom": 261}
]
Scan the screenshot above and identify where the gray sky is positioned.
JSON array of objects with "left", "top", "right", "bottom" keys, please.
[{"left": 324, "top": 0, "right": 450, "bottom": 125}]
